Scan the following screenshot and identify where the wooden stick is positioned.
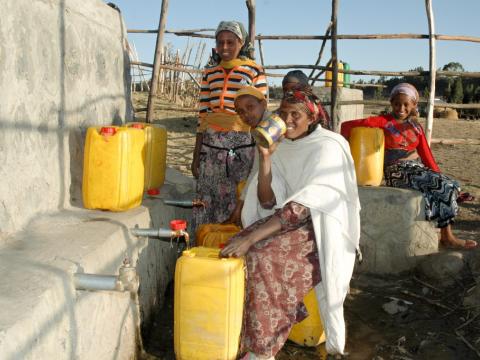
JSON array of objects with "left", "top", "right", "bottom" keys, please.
[
  {"left": 330, "top": 0, "right": 339, "bottom": 130},
  {"left": 127, "top": 29, "right": 480, "bottom": 44},
  {"left": 246, "top": 0, "right": 256, "bottom": 59},
  {"left": 455, "top": 330, "right": 480, "bottom": 358},
  {"left": 309, "top": 22, "right": 332, "bottom": 82},
  {"left": 413, "top": 276, "right": 442, "bottom": 292},
  {"left": 258, "top": 37, "right": 265, "bottom": 67},
  {"left": 425, "top": 0, "right": 437, "bottom": 144},
  {"left": 431, "top": 138, "right": 480, "bottom": 145},
  {"left": 401, "top": 290, "right": 453, "bottom": 311},
  {"left": 146, "top": 0, "right": 169, "bottom": 123},
  {"left": 455, "top": 313, "right": 480, "bottom": 331}
]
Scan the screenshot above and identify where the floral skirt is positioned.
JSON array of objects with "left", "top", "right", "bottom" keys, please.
[
  {"left": 384, "top": 160, "right": 460, "bottom": 228},
  {"left": 239, "top": 210, "right": 320, "bottom": 358},
  {"left": 192, "top": 129, "right": 255, "bottom": 231}
]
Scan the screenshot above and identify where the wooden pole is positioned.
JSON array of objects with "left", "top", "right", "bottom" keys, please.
[
  {"left": 146, "top": 0, "right": 169, "bottom": 123},
  {"left": 258, "top": 37, "right": 265, "bottom": 67},
  {"left": 246, "top": 0, "right": 256, "bottom": 59},
  {"left": 330, "top": 0, "right": 339, "bottom": 130},
  {"left": 425, "top": 0, "right": 436, "bottom": 144},
  {"left": 309, "top": 22, "right": 332, "bottom": 81}
]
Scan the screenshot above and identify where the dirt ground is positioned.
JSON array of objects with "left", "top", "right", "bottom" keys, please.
[{"left": 134, "top": 93, "right": 480, "bottom": 359}]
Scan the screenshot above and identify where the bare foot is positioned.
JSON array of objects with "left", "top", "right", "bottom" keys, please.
[{"left": 440, "top": 225, "right": 478, "bottom": 250}]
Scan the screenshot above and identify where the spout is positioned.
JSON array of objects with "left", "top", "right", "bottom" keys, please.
[{"left": 74, "top": 258, "right": 139, "bottom": 292}]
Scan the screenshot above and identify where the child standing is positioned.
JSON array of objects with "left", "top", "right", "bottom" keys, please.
[{"left": 341, "top": 82, "right": 477, "bottom": 249}]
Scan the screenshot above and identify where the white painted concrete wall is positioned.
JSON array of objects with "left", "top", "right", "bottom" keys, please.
[
  {"left": 0, "top": 176, "right": 194, "bottom": 360},
  {"left": 0, "top": 0, "right": 133, "bottom": 240}
]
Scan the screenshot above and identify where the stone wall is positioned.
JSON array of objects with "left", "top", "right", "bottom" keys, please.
[{"left": 0, "top": 0, "right": 132, "bottom": 240}]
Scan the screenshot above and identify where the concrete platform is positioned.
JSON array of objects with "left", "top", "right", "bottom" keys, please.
[
  {"left": 355, "top": 186, "right": 438, "bottom": 274},
  {"left": 0, "top": 170, "right": 193, "bottom": 360}
]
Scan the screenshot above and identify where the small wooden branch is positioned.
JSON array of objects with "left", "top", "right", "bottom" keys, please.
[
  {"left": 246, "top": 0, "right": 256, "bottom": 59},
  {"left": 258, "top": 37, "right": 265, "bottom": 67},
  {"left": 330, "top": 0, "right": 339, "bottom": 130},
  {"left": 146, "top": 0, "right": 169, "bottom": 123},
  {"left": 431, "top": 138, "right": 480, "bottom": 145},
  {"left": 455, "top": 313, "right": 480, "bottom": 331},
  {"left": 455, "top": 330, "right": 480, "bottom": 358},
  {"left": 425, "top": 0, "right": 437, "bottom": 144},
  {"left": 135, "top": 106, "right": 198, "bottom": 113},
  {"left": 309, "top": 22, "right": 332, "bottom": 81},
  {"left": 127, "top": 29, "right": 480, "bottom": 44},
  {"left": 401, "top": 290, "right": 453, "bottom": 311}
]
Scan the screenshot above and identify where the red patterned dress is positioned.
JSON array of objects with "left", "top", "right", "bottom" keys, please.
[{"left": 237, "top": 201, "right": 321, "bottom": 358}]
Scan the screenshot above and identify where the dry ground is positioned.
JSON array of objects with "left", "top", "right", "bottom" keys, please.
[{"left": 134, "top": 93, "right": 480, "bottom": 359}]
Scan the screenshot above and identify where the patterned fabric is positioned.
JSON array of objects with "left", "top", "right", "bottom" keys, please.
[
  {"left": 198, "top": 61, "right": 268, "bottom": 125},
  {"left": 384, "top": 160, "right": 460, "bottom": 228},
  {"left": 192, "top": 129, "right": 255, "bottom": 230},
  {"left": 239, "top": 202, "right": 321, "bottom": 358}
]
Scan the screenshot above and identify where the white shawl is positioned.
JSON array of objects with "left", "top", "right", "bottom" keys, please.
[{"left": 241, "top": 127, "right": 361, "bottom": 354}]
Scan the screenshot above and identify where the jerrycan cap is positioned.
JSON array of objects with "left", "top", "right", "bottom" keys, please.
[
  {"left": 147, "top": 188, "right": 160, "bottom": 196},
  {"left": 219, "top": 243, "right": 225, "bottom": 249},
  {"left": 100, "top": 126, "right": 116, "bottom": 136},
  {"left": 170, "top": 219, "right": 187, "bottom": 231},
  {"left": 131, "top": 123, "right": 144, "bottom": 129}
]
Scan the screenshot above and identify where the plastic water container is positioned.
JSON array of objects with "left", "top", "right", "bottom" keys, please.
[
  {"left": 174, "top": 247, "right": 244, "bottom": 360},
  {"left": 82, "top": 126, "right": 145, "bottom": 211},
  {"left": 288, "top": 289, "right": 326, "bottom": 346},
  {"left": 349, "top": 127, "right": 385, "bottom": 186},
  {"left": 325, "top": 61, "right": 344, "bottom": 87},
  {"left": 127, "top": 122, "right": 167, "bottom": 191},
  {"left": 195, "top": 224, "right": 241, "bottom": 248}
]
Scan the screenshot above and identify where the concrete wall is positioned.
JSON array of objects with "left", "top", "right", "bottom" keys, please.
[
  {"left": 0, "top": 0, "right": 132, "bottom": 240},
  {"left": 314, "top": 87, "right": 364, "bottom": 131},
  {"left": 355, "top": 186, "right": 438, "bottom": 274},
  {"left": 0, "top": 180, "right": 193, "bottom": 359}
]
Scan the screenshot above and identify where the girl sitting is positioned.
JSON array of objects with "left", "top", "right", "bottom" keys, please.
[{"left": 341, "top": 82, "right": 477, "bottom": 250}]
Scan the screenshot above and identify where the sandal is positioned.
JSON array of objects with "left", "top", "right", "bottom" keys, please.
[{"left": 457, "top": 192, "right": 475, "bottom": 203}]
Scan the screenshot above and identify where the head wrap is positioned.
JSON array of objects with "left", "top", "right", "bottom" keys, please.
[
  {"left": 282, "top": 89, "right": 331, "bottom": 129},
  {"left": 214, "top": 20, "right": 255, "bottom": 60},
  {"left": 282, "top": 70, "right": 309, "bottom": 88},
  {"left": 235, "top": 86, "right": 266, "bottom": 102},
  {"left": 389, "top": 83, "right": 419, "bottom": 103}
]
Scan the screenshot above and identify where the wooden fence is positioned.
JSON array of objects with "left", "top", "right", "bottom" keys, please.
[{"left": 127, "top": 0, "right": 480, "bottom": 141}]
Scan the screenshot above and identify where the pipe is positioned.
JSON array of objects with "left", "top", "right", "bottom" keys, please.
[
  {"left": 130, "top": 227, "right": 174, "bottom": 238},
  {"left": 130, "top": 227, "right": 190, "bottom": 248},
  {"left": 74, "top": 258, "right": 139, "bottom": 292},
  {"left": 163, "top": 199, "right": 205, "bottom": 208}
]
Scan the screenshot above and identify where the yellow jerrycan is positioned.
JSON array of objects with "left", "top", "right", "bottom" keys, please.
[
  {"left": 348, "top": 127, "right": 385, "bottom": 186},
  {"left": 289, "top": 289, "right": 326, "bottom": 346},
  {"left": 325, "top": 61, "right": 344, "bottom": 87},
  {"left": 195, "top": 224, "right": 241, "bottom": 248},
  {"left": 127, "top": 122, "right": 167, "bottom": 191},
  {"left": 82, "top": 126, "right": 145, "bottom": 211},
  {"left": 174, "top": 247, "right": 245, "bottom": 360}
]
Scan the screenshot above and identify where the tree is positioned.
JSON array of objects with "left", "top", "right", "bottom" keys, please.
[{"left": 451, "top": 78, "right": 464, "bottom": 104}]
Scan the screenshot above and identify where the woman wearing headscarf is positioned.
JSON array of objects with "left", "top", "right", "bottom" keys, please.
[
  {"left": 341, "top": 82, "right": 477, "bottom": 249},
  {"left": 191, "top": 20, "right": 268, "bottom": 229},
  {"left": 221, "top": 89, "right": 361, "bottom": 359},
  {"left": 281, "top": 70, "right": 331, "bottom": 129}
]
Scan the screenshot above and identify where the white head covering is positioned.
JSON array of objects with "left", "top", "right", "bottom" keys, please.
[{"left": 389, "top": 83, "right": 419, "bottom": 103}]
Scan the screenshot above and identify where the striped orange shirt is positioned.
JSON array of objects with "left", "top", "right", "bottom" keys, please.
[{"left": 198, "top": 61, "right": 268, "bottom": 127}]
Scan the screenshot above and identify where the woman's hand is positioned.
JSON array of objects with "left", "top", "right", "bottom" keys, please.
[{"left": 220, "top": 234, "right": 253, "bottom": 258}]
